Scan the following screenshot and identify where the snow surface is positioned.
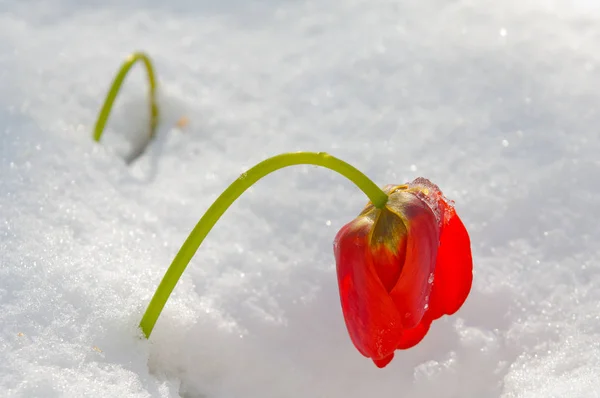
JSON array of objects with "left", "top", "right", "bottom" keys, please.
[{"left": 1, "top": 0, "right": 600, "bottom": 397}]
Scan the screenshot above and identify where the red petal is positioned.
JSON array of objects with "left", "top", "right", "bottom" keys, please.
[
  {"left": 367, "top": 207, "right": 407, "bottom": 292},
  {"left": 387, "top": 191, "right": 440, "bottom": 329},
  {"left": 372, "top": 354, "right": 394, "bottom": 368},
  {"left": 334, "top": 220, "right": 404, "bottom": 362},
  {"left": 427, "top": 209, "right": 473, "bottom": 320},
  {"left": 396, "top": 318, "right": 431, "bottom": 349}
]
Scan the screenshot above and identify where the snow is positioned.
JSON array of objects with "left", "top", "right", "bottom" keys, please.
[{"left": 1, "top": 0, "right": 600, "bottom": 396}]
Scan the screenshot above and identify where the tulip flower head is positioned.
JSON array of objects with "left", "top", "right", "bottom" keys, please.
[{"left": 334, "top": 177, "right": 472, "bottom": 368}]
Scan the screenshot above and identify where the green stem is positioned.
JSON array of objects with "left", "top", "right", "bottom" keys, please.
[
  {"left": 139, "top": 152, "right": 387, "bottom": 338},
  {"left": 93, "top": 52, "right": 158, "bottom": 142}
]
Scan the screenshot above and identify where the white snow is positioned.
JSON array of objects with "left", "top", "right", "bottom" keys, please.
[{"left": 1, "top": 0, "right": 600, "bottom": 397}]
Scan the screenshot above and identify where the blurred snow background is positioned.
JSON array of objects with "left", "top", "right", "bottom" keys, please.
[{"left": 1, "top": 0, "right": 600, "bottom": 396}]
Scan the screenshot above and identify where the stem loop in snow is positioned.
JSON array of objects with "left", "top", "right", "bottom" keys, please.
[
  {"left": 139, "top": 152, "right": 387, "bottom": 338},
  {"left": 93, "top": 52, "right": 158, "bottom": 142}
]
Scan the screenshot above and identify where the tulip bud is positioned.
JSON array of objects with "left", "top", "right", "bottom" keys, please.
[{"left": 334, "top": 178, "right": 472, "bottom": 368}]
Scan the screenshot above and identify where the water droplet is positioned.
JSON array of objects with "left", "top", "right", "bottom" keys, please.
[
  {"left": 428, "top": 273, "right": 434, "bottom": 284},
  {"left": 502, "top": 139, "right": 509, "bottom": 147},
  {"left": 239, "top": 172, "right": 248, "bottom": 180},
  {"left": 325, "top": 220, "right": 332, "bottom": 226},
  {"left": 499, "top": 28, "right": 507, "bottom": 37},
  {"left": 404, "top": 312, "right": 411, "bottom": 318},
  {"left": 424, "top": 304, "right": 429, "bottom": 310}
]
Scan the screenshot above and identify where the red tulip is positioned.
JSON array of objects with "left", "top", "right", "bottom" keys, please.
[{"left": 334, "top": 177, "right": 472, "bottom": 368}]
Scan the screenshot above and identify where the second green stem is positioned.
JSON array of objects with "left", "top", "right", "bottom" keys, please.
[{"left": 93, "top": 52, "right": 158, "bottom": 142}]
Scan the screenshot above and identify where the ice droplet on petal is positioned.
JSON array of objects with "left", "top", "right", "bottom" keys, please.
[{"left": 408, "top": 177, "right": 444, "bottom": 225}]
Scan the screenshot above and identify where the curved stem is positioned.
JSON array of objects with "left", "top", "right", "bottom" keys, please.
[
  {"left": 93, "top": 52, "right": 158, "bottom": 142},
  {"left": 139, "top": 152, "right": 387, "bottom": 338}
]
